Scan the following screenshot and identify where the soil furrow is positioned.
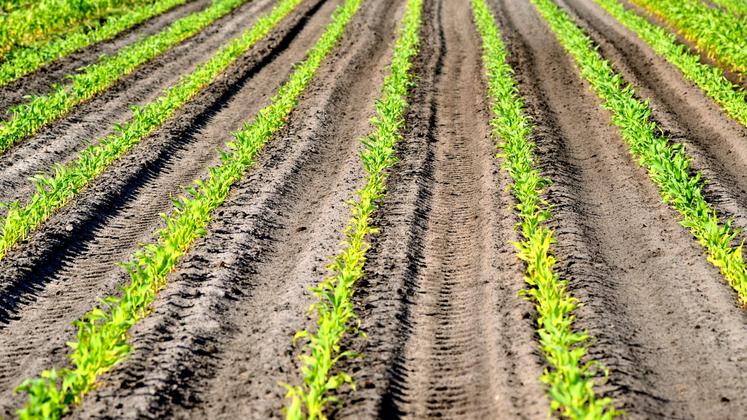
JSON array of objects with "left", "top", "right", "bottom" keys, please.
[
  {"left": 0, "top": 0, "right": 333, "bottom": 415},
  {"left": 557, "top": 0, "right": 747, "bottom": 258},
  {"left": 618, "top": 0, "right": 747, "bottom": 89},
  {"left": 496, "top": 0, "right": 747, "bottom": 417},
  {"left": 0, "top": 0, "right": 212, "bottom": 113},
  {"left": 68, "top": 0, "right": 401, "bottom": 417},
  {"left": 335, "top": 0, "right": 548, "bottom": 418},
  {"left": 382, "top": 0, "right": 511, "bottom": 416},
  {"left": 0, "top": 0, "right": 278, "bottom": 205}
]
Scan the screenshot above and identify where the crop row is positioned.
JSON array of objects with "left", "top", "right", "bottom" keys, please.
[
  {"left": 589, "top": 0, "right": 747, "bottom": 127},
  {"left": 711, "top": 0, "right": 747, "bottom": 17},
  {"left": 5, "top": 0, "right": 747, "bottom": 417},
  {"left": 14, "top": 0, "right": 361, "bottom": 417},
  {"left": 531, "top": 0, "right": 747, "bottom": 299},
  {"left": 283, "top": 0, "right": 422, "bottom": 418},
  {"left": 0, "top": 0, "right": 147, "bottom": 57},
  {"left": 0, "top": 0, "right": 247, "bottom": 155},
  {"left": 0, "top": 0, "right": 188, "bottom": 87},
  {"left": 628, "top": 0, "right": 747, "bottom": 75},
  {"left": 471, "top": 0, "right": 619, "bottom": 418},
  {"left": 0, "top": 0, "right": 301, "bottom": 260}
]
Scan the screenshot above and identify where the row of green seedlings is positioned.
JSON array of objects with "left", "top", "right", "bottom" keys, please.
[
  {"left": 0, "top": 0, "right": 305, "bottom": 260},
  {"left": 283, "top": 0, "right": 422, "bottom": 418},
  {"left": 0, "top": 0, "right": 147, "bottom": 57},
  {"left": 628, "top": 0, "right": 747, "bottom": 75},
  {"left": 0, "top": 0, "right": 189, "bottom": 87},
  {"left": 530, "top": 0, "right": 747, "bottom": 300},
  {"left": 470, "top": 0, "right": 619, "bottom": 418},
  {"left": 0, "top": 0, "right": 248, "bottom": 155},
  {"left": 710, "top": 0, "right": 747, "bottom": 17},
  {"left": 590, "top": 0, "right": 747, "bottom": 127},
  {"left": 0, "top": 0, "right": 31, "bottom": 12},
  {"left": 15, "top": 0, "right": 362, "bottom": 417}
]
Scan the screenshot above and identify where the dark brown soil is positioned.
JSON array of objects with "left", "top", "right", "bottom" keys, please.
[
  {"left": 618, "top": 0, "right": 747, "bottom": 90},
  {"left": 0, "top": 0, "right": 213, "bottom": 113},
  {"left": 0, "top": 0, "right": 278, "bottom": 205},
  {"left": 334, "top": 0, "right": 548, "bottom": 418},
  {"left": 495, "top": 0, "right": 747, "bottom": 418},
  {"left": 0, "top": 0, "right": 333, "bottom": 415},
  {"left": 558, "top": 0, "right": 747, "bottom": 243},
  {"left": 1, "top": 0, "right": 747, "bottom": 418},
  {"left": 70, "top": 0, "right": 402, "bottom": 417}
]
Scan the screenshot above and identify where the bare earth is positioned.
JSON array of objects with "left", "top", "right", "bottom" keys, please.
[{"left": 1, "top": 0, "right": 746, "bottom": 418}]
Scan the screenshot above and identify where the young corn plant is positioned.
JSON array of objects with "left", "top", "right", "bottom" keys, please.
[
  {"left": 628, "top": 0, "right": 747, "bottom": 75},
  {"left": 0, "top": 0, "right": 189, "bottom": 86},
  {"left": 530, "top": 0, "right": 747, "bottom": 302},
  {"left": 0, "top": 0, "right": 149, "bottom": 57},
  {"left": 0, "top": 0, "right": 249, "bottom": 155},
  {"left": 0, "top": 0, "right": 304, "bottom": 260},
  {"left": 14, "top": 0, "right": 362, "bottom": 418},
  {"left": 710, "top": 0, "right": 747, "bottom": 17},
  {"left": 471, "top": 0, "right": 619, "bottom": 418},
  {"left": 590, "top": 0, "right": 747, "bottom": 127},
  {"left": 283, "top": 0, "right": 422, "bottom": 418}
]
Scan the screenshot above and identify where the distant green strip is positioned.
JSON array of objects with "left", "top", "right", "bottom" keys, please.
[
  {"left": 629, "top": 0, "right": 747, "bottom": 74},
  {"left": 471, "top": 0, "right": 619, "bottom": 418},
  {"left": 0, "top": 0, "right": 303, "bottom": 260},
  {"left": 591, "top": 0, "right": 747, "bottom": 127},
  {"left": 0, "top": 0, "right": 189, "bottom": 87},
  {"left": 283, "top": 0, "right": 421, "bottom": 418},
  {"left": 0, "top": 0, "right": 248, "bottom": 155},
  {"left": 532, "top": 0, "right": 747, "bottom": 302},
  {"left": 15, "top": 0, "right": 359, "bottom": 418},
  {"left": 0, "top": 0, "right": 148, "bottom": 57},
  {"left": 710, "top": 0, "right": 747, "bottom": 17}
]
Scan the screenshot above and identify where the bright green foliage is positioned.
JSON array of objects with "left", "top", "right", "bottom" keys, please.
[
  {"left": 0, "top": 0, "right": 248, "bottom": 155},
  {"left": 0, "top": 0, "right": 149, "bottom": 57},
  {"left": 0, "top": 0, "right": 189, "bottom": 87},
  {"left": 0, "top": 0, "right": 303, "bottom": 260},
  {"left": 531, "top": 0, "right": 747, "bottom": 302},
  {"left": 629, "top": 0, "right": 747, "bottom": 74},
  {"left": 591, "top": 0, "right": 747, "bottom": 127},
  {"left": 283, "top": 0, "right": 422, "bottom": 418},
  {"left": 710, "top": 0, "right": 747, "bottom": 17},
  {"left": 14, "top": 0, "right": 361, "bottom": 418},
  {"left": 471, "top": 0, "right": 620, "bottom": 418}
]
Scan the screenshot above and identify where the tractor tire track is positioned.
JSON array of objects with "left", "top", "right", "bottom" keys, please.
[
  {"left": 69, "top": 0, "right": 402, "bottom": 417},
  {"left": 0, "top": 0, "right": 278, "bottom": 205},
  {"left": 0, "top": 0, "right": 333, "bottom": 415},
  {"left": 617, "top": 0, "right": 747, "bottom": 89},
  {"left": 0, "top": 0, "right": 212, "bottom": 113},
  {"left": 336, "top": 0, "right": 549, "bottom": 418},
  {"left": 557, "top": 0, "right": 747, "bottom": 265},
  {"left": 496, "top": 0, "right": 747, "bottom": 417}
]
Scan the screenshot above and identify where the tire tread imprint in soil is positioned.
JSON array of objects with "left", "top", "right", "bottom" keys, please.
[
  {"left": 494, "top": 0, "right": 747, "bottom": 417},
  {"left": 70, "top": 0, "right": 407, "bottom": 417},
  {"left": 0, "top": 0, "right": 213, "bottom": 113},
  {"left": 336, "top": 0, "right": 548, "bottom": 418},
  {"left": 0, "top": 0, "right": 334, "bottom": 416},
  {"left": 557, "top": 0, "right": 747, "bottom": 275},
  {"left": 0, "top": 0, "right": 277, "bottom": 206}
]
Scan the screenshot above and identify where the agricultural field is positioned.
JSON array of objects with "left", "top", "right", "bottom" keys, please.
[{"left": 0, "top": 0, "right": 746, "bottom": 418}]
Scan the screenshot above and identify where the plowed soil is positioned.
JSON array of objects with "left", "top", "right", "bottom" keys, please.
[{"left": 1, "top": 0, "right": 747, "bottom": 418}]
